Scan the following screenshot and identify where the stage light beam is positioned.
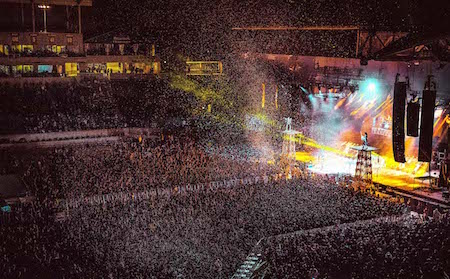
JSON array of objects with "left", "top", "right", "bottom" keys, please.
[{"left": 361, "top": 78, "right": 380, "bottom": 101}]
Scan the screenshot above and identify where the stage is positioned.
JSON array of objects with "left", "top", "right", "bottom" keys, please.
[
  {"left": 374, "top": 182, "right": 450, "bottom": 209},
  {"left": 304, "top": 149, "right": 450, "bottom": 209}
]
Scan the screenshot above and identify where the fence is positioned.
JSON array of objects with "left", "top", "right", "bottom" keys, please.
[
  {"left": 57, "top": 175, "right": 272, "bottom": 210},
  {"left": 0, "top": 126, "right": 160, "bottom": 144}
]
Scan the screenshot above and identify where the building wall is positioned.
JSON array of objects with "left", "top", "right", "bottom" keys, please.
[{"left": 0, "top": 32, "right": 83, "bottom": 54}]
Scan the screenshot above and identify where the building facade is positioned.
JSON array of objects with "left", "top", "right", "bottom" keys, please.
[{"left": 0, "top": 0, "right": 160, "bottom": 81}]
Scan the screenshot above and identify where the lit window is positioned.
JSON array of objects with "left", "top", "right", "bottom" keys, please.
[
  {"left": 49, "top": 36, "right": 55, "bottom": 43},
  {"left": 0, "top": 65, "right": 9, "bottom": 74},
  {"left": 23, "top": 65, "right": 33, "bottom": 73},
  {"left": 11, "top": 35, "right": 19, "bottom": 43},
  {"left": 65, "top": 62, "right": 79, "bottom": 77},
  {"left": 38, "top": 65, "right": 53, "bottom": 73},
  {"left": 13, "top": 65, "right": 33, "bottom": 74},
  {"left": 11, "top": 45, "right": 22, "bottom": 52},
  {"left": 67, "top": 37, "right": 73, "bottom": 45},
  {"left": 22, "top": 45, "right": 33, "bottom": 53},
  {"left": 50, "top": 45, "right": 64, "bottom": 54}
]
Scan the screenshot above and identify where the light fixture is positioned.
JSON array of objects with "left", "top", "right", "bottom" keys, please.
[
  {"left": 38, "top": 5, "right": 51, "bottom": 32},
  {"left": 360, "top": 78, "right": 379, "bottom": 100}
]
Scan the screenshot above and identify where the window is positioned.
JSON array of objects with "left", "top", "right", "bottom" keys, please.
[
  {"left": 2, "top": 45, "right": 9, "bottom": 56},
  {"left": 11, "top": 45, "right": 33, "bottom": 53},
  {"left": 13, "top": 65, "right": 33, "bottom": 74},
  {"left": 65, "top": 62, "right": 79, "bottom": 76},
  {"left": 49, "top": 36, "right": 55, "bottom": 43},
  {"left": 23, "top": 65, "right": 33, "bottom": 73},
  {"left": 38, "top": 65, "right": 53, "bottom": 73},
  {"left": 22, "top": 45, "right": 33, "bottom": 53},
  {"left": 51, "top": 45, "right": 64, "bottom": 54},
  {"left": 31, "top": 36, "right": 37, "bottom": 44},
  {"left": 106, "top": 62, "right": 123, "bottom": 73},
  {"left": 67, "top": 36, "right": 73, "bottom": 45},
  {"left": 0, "top": 65, "right": 9, "bottom": 75},
  {"left": 11, "top": 45, "right": 22, "bottom": 52}
]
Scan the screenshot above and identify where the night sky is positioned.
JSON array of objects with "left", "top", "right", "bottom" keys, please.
[
  {"left": 0, "top": 0, "right": 448, "bottom": 58},
  {"left": 84, "top": 0, "right": 450, "bottom": 33},
  {"left": 82, "top": 0, "right": 449, "bottom": 58}
]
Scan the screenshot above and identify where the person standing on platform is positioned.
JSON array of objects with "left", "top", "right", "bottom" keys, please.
[{"left": 361, "top": 132, "right": 368, "bottom": 147}]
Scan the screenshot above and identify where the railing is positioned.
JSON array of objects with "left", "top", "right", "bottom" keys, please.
[
  {"left": 57, "top": 174, "right": 273, "bottom": 210},
  {"left": 231, "top": 213, "right": 415, "bottom": 279},
  {"left": 0, "top": 126, "right": 159, "bottom": 144}
]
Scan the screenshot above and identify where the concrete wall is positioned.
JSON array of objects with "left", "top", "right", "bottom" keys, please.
[{"left": 0, "top": 127, "right": 160, "bottom": 143}]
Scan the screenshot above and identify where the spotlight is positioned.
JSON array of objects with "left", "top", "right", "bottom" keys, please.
[{"left": 361, "top": 78, "right": 379, "bottom": 100}]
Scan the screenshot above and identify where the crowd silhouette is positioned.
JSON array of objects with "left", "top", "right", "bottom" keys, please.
[
  {"left": 1, "top": 78, "right": 449, "bottom": 279},
  {"left": 0, "top": 79, "right": 191, "bottom": 134},
  {"left": 264, "top": 212, "right": 450, "bottom": 279},
  {"left": 1, "top": 176, "right": 411, "bottom": 278}
]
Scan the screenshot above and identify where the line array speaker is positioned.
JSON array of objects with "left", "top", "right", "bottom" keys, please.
[
  {"left": 418, "top": 90, "right": 437, "bottom": 162},
  {"left": 407, "top": 101, "right": 420, "bottom": 137},
  {"left": 392, "top": 82, "right": 407, "bottom": 163}
]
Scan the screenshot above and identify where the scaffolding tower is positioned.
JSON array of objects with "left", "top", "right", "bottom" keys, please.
[
  {"left": 354, "top": 148, "right": 374, "bottom": 181},
  {"left": 282, "top": 117, "right": 300, "bottom": 179}
]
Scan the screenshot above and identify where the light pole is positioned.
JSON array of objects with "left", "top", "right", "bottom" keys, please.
[{"left": 38, "top": 5, "right": 50, "bottom": 33}]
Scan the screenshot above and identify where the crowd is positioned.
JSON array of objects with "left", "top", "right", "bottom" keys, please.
[
  {"left": 3, "top": 138, "right": 274, "bottom": 200},
  {"left": 263, "top": 212, "right": 450, "bottom": 279},
  {"left": 0, "top": 177, "right": 407, "bottom": 278},
  {"left": 0, "top": 78, "right": 192, "bottom": 134},
  {"left": 1, "top": 75, "right": 448, "bottom": 278}
]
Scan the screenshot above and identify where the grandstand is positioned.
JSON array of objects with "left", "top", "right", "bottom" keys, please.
[
  {"left": 0, "top": 0, "right": 160, "bottom": 81},
  {"left": 1, "top": 0, "right": 450, "bottom": 278}
]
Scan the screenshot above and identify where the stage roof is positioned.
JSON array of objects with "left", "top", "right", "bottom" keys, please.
[{"left": 0, "top": 0, "right": 92, "bottom": 6}]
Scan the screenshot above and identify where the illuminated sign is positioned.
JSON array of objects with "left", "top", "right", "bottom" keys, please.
[
  {"left": 186, "top": 61, "right": 223, "bottom": 76},
  {"left": 371, "top": 127, "right": 392, "bottom": 137}
]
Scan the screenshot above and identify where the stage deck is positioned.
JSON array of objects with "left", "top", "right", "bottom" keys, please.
[
  {"left": 350, "top": 145, "right": 378, "bottom": 151},
  {"left": 374, "top": 182, "right": 450, "bottom": 209}
]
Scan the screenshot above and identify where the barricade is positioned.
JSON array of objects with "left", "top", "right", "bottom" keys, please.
[{"left": 60, "top": 174, "right": 273, "bottom": 211}]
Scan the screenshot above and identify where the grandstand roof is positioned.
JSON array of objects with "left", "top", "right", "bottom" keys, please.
[{"left": 0, "top": 0, "right": 92, "bottom": 6}]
